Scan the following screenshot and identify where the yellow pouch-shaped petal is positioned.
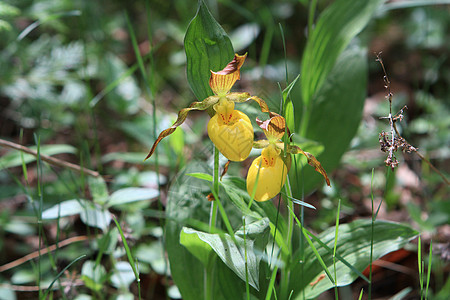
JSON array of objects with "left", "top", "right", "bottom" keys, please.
[
  {"left": 246, "top": 148, "right": 288, "bottom": 202},
  {"left": 207, "top": 110, "right": 253, "bottom": 161}
]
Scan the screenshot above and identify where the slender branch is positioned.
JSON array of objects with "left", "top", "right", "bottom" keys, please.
[
  {"left": 0, "top": 235, "right": 90, "bottom": 272},
  {"left": 415, "top": 151, "right": 449, "bottom": 185},
  {"left": 0, "top": 281, "right": 84, "bottom": 292},
  {"left": 0, "top": 139, "right": 100, "bottom": 177}
]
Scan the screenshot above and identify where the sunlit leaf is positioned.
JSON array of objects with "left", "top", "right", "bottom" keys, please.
[
  {"left": 110, "top": 261, "right": 135, "bottom": 289},
  {"left": 42, "top": 199, "right": 89, "bottom": 219},
  {"left": 181, "top": 217, "right": 270, "bottom": 291},
  {"left": 81, "top": 261, "right": 108, "bottom": 292},
  {"left": 289, "top": 219, "right": 418, "bottom": 299},
  {"left": 88, "top": 176, "right": 109, "bottom": 205},
  {"left": 184, "top": 0, "right": 234, "bottom": 101},
  {"left": 300, "top": 0, "right": 384, "bottom": 106},
  {"left": 108, "top": 187, "right": 159, "bottom": 207},
  {"left": 80, "top": 205, "right": 111, "bottom": 232},
  {"left": 293, "top": 45, "right": 368, "bottom": 194}
]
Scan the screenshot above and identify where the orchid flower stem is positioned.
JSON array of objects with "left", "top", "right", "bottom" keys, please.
[
  {"left": 280, "top": 175, "right": 294, "bottom": 299},
  {"left": 210, "top": 147, "right": 220, "bottom": 231},
  {"left": 205, "top": 147, "right": 220, "bottom": 300}
]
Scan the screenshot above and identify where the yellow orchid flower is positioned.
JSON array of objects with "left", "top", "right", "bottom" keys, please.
[
  {"left": 247, "top": 114, "right": 330, "bottom": 202},
  {"left": 247, "top": 143, "right": 288, "bottom": 202},
  {"left": 145, "top": 53, "right": 269, "bottom": 162}
]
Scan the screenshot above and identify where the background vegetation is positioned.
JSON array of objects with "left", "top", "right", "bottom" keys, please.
[{"left": 0, "top": 0, "right": 448, "bottom": 299}]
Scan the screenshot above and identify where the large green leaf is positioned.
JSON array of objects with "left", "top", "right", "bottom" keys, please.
[
  {"left": 181, "top": 217, "right": 270, "bottom": 291},
  {"left": 299, "top": 0, "right": 384, "bottom": 107},
  {"left": 289, "top": 219, "right": 418, "bottom": 299},
  {"left": 292, "top": 45, "right": 368, "bottom": 194},
  {"left": 166, "top": 162, "right": 269, "bottom": 299},
  {"left": 165, "top": 163, "right": 211, "bottom": 300},
  {"left": 184, "top": 0, "right": 234, "bottom": 101}
]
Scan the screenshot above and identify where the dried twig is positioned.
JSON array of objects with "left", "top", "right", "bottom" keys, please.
[
  {"left": 0, "top": 280, "right": 84, "bottom": 292},
  {"left": 0, "top": 138, "right": 100, "bottom": 177},
  {"left": 376, "top": 53, "right": 449, "bottom": 185},
  {"left": 0, "top": 235, "right": 90, "bottom": 272}
]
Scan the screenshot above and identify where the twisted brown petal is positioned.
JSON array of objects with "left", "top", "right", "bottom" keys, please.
[{"left": 144, "top": 96, "right": 219, "bottom": 160}]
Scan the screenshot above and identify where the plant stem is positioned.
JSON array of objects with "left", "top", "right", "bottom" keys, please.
[
  {"left": 205, "top": 147, "right": 220, "bottom": 300},
  {"left": 210, "top": 147, "right": 220, "bottom": 231},
  {"left": 280, "top": 176, "right": 294, "bottom": 299},
  {"left": 368, "top": 168, "right": 379, "bottom": 300}
]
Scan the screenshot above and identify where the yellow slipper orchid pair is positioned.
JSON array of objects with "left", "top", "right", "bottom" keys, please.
[{"left": 145, "top": 54, "right": 329, "bottom": 202}]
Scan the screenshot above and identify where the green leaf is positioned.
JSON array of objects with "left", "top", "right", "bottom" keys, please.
[
  {"left": 110, "top": 261, "right": 135, "bottom": 289},
  {"left": 283, "top": 74, "right": 301, "bottom": 127},
  {"left": 293, "top": 45, "right": 368, "bottom": 194},
  {"left": 181, "top": 218, "right": 270, "bottom": 291},
  {"left": 107, "top": 187, "right": 159, "bottom": 207},
  {"left": 81, "top": 261, "right": 108, "bottom": 292},
  {"left": 289, "top": 219, "right": 418, "bottom": 299},
  {"left": 166, "top": 162, "right": 261, "bottom": 300},
  {"left": 165, "top": 162, "right": 212, "bottom": 300},
  {"left": 180, "top": 228, "right": 214, "bottom": 266},
  {"left": 300, "top": 0, "right": 384, "bottom": 106},
  {"left": 184, "top": 0, "right": 234, "bottom": 101},
  {"left": 88, "top": 176, "right": 109, "bottom": 205},
  {"left": 42, "top": 199, "right": 89, "bottom": 219},
  {"left": 0, "top": 3, "right": 20, "bottom": 17},
  {"left": 220, "top": 176, "right": 288, "bottom": 239},
  {"left": 135, "top": 241, "right": 168, "bottom": 275},
  {"left": 80, "top": 204, "right": 111, "bottom": 232},
  {"left": 186, "top": 172, "right": 213, "bottom": 182},
  {"left": 0, "top": 144, "right": 76, "bottom": 170}
]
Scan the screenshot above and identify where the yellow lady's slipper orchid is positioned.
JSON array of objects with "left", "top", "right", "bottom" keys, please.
[
  {"left": 145, "top": 53, "right": 269, "bottom": 162},
  {"left": 246, "top": 144, "right": 288, "bottom": 202},
  {"left": 246, "top": 114, "right": 330, "bottom": 201},
  {"left": 207, "top": 98, "right": 253, "bottom": 161}
]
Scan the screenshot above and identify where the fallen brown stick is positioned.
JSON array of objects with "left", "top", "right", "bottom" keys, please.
[
  {"left": 0, "top": 138, "right": 100, "bottom": 177},
  {"left": 0, "top": 235, "right": 90, "bottom": 272}
]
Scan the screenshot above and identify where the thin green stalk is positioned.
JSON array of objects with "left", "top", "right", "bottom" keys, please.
[
  {"left": 19, "top": 130, "right": 28, "bottom": 184},
  {"left": 243, "top": 219, "right": 250, "bottom": 300},
  {"left": 280, "top": 175, "right": 294, "bottom": 300},
  {"left": 369, "top": 168, "right": 375, "bottom": 300},
  {"left": 333, "top": 199, "right": 341, "bottom": 300},
  {"left": 205, "top": 147, "right": 220, "bottom": 300},
  {"left": 418, "top": 236, "right": 423, "bottom": 300},
  {"left": 425, "top": 241, "right": 432, "bottom": 300},
  {"left": 210, "top": 147, "right": 220, "bottom": 231},
  {"left": 42, "top": 255, "right": 86, "bottom": 299},
  {"left": 265, "top": 264, "right": 279, "bottom": 300},
  {"left": 279, "top": 23, "right": 288, "bottom": 85},
  {"left": 358, "top": 289, "right": 364, "bottom": 300},
  {"left": 126, "top": 9, "right": 164, "bottom": 298},
  {"left": 209, "top": 185, "right": 234, "bottom": 240},
  {"left": 288, "top": 205, "right": 335, "bottom": 285},
  {"left": 113, "top": 216, "right": 141, "bottom": 300},
  {"left": 285, "top": 177, "right": 294, "bottom": 255},
  {"left": 35, "top": 135, "right": 43, "bottom": 299}
]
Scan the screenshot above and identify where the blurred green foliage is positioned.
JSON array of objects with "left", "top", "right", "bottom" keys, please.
[{"left": 0, "top": 0, "right": 448, "bottom": 299}]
